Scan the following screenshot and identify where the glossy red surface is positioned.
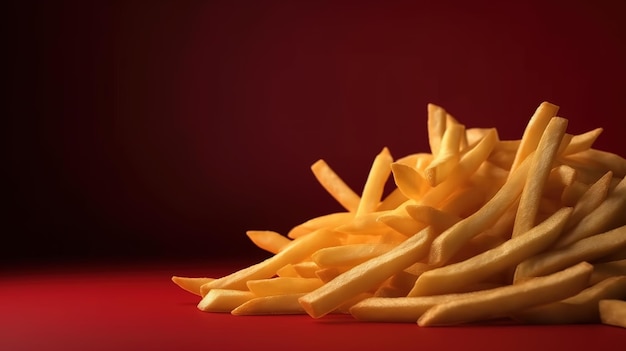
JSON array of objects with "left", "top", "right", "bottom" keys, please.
[{"left": 1, "top": 262, "right": 625, "bottom": 351}]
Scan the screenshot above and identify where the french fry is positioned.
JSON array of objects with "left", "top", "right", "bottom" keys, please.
[
  {"left": 202, "top": 229, "right": 342, "bottom": 291},
  {"left": 425, "top": 123, "right": 464, "bottom": 186},
  {"left": 409, "top": 207, "right": 572, "bottom": 297},
  {"left": 514, "top": 225, "right": 626, "bottom": 281},
  {"left": 351, "top": 294, "right": 462, "bottom": 323},
  {"left": 561, "top": 128, "right": 603, "bottom": 156},
  {"left": 311, "top": 243, "right": 395, "bottom": 267},
  {"left": 562, "top": 171, "right": 612, "bottom": 232},
  {"left": 287, "top": 211, "right": 354, "bottom": 239},
  {"left": 428, "top": 152, "right": 533, "bottom": 266},
  {"left": 427, "top": 104, "right": 447, "bottom": 157},
  {"left": 418, "top": 262, "right": 593, "bottom": 326},
  {"left": 554, "top": 176, "right": 626, "bottom": 248},
  {"left": 355, "top": 147, "right": 393, "bottom": 217},
  {"left": 171, "top": 276, "right": 215, "bottom": 297},
  {"left": 599, "top": 299, "right": 626, "bottom": 328},
  {"left": 299, "top": 227, "right": 434, "bottom": 318},
  {"left": 310, "top": 159, "right": 361, "bottom": 212},
  {"left": 197, "top": 289, "right": 255, "bottom": 312},
  {"left": 508, "top": 101, "right": 559, "bottom": 175},
  {"left": 246, "top": 230, "right": 291, "bottom": 254},
  {"left": 246, "top": 277, "right": 323, "bottom": 297},
  {"left": 591, "top": 259, "right": 626, "bottom": 284},
  {"left": 513, "top": 276, "right": 626, "bottom": 324},
  {"left": 511, "top": 117, "right": 568, "bottom": 237},
  {"left": 231, "top": 293, "right": 306, "bottom": 315}
]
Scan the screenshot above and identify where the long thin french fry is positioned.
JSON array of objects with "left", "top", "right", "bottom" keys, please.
[
  {"left": 514, "top": 224, "right": 626, "bottom": 281},
  {"left": 246, "top": 230, "right": 291, "bottom": 254},
  {"left": 202, "top": 229, "right": 343, "bottom": 291},
  {"left": 428, "top": 152, "right": 533, "bottom": 266},
  {"left": 508, "top": 101, "right": 559, "bottom": 175},
  {"left": 231, "top": 293, "right": 307, "bottom": 315},
  {"left": 418, "top": 262, "right": 592, "bottom": 326},
  {"left": 409, "top": 207, "right": 572, "bottom": 296},
  {"left": 197, "top": 289, "right": 255, "bottom": 312},
  {"left": 355, "top": 147, "right": 393, "bottom": 216},
  {"left": 512, "top": 117, "right": 568, "bottom": 237},
  {"left": 299, "top": 227, "right": 434, "bottom": 318},
  {"left": 311, "top": 159, "right": 361, "bottom": 212}
]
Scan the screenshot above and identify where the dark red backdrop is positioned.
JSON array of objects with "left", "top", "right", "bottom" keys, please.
[{"left": 5, "top": 0, "right": 626, "bottom": 268}]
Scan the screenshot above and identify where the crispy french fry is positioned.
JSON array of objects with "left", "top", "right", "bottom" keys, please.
[
  {"left": 418, "top": 262, "right": 593, "bottom": 326},
  {"left": 355, "top": 147, "right": 393, "bottom": 217},
  {"left": 231, "top": 293, "right": 307, "bottom": 315},
  {"left": 513, "top": 276, "right": 626, "bottom": 324},
  {"left": 428, "top": 152, "right": 533, "bottom": 266},
  {"left": 312, "top": 243, "right": 395, "bottom": 267},
  {"left": 171, "top": 276, "right": 215, "bottom": 297},
  {"left": 425, "top": 123, "right": 464, "bottom": 186},
  {"left": 390, "top": 163, "right": 430, "bottom": 201},
  {"left": 203, "top": 229, "right": 343, "bottom": 291},
  {"left": 299, "top": 227, "right": 434, "bottom": 318},
  {"left": 514, "top": 225, "right": 626, "bottom": 281},
  {"left": 291, "top": 261, "right": 321, "bottom": 278},
  {"left": 554, "top": 175, "right": 626, "bottom": 248},
  {"left": 508, "top": 101, "right": 559, "bottom": 175},
  {"left": 563, "top": 171, "right": 612, "bottom": 232},
  {"left": 591, "top": 259, "right": 626, "bottom": 285},
  {"left": 351, "top": 294, "right": 462, "bottom": 322},
  {"left": 287, "top": 211, "right": 354, "bottom": 239},
  {"left": 197, "top": 289, "right": 255, "bottom": 312},
  {"left": 247, "top": 277, "right": 324, "bottom": 297},
  {"left": 512, "top": 117, "right": 568, "bottom": 237},
  {"left": 561, "top": 128, "right": 603, "bottom": 156},
  {"left": 409, "top": 207, "right": 572, "bottom": 296},
  {"left": 599, "top": 299, "right": 626, "bottom": 328},
  {"left": 427, "top": 104, "right": 447, "bottom": 157},
  {"left": 311, "top": 159, "right": 361, "bottom": 212},
  {"left": 246, "top": 230, "right": 291, "bottom": 254}
]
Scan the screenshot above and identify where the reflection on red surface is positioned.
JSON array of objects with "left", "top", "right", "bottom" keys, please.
[{"left": 1, "top": 262, "right": 624, "bottom": 351}]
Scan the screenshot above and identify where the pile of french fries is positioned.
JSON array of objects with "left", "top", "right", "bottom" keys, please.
[{"left": 173, "top": 102, "right": 626, "bottom": 327}]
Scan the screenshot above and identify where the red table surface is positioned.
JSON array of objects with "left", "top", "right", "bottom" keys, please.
[{"left": 1, "top": 261, "right": 625, "bottom": 351}]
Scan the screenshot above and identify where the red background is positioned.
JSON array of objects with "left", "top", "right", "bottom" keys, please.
[
  {"left": 4, "top": 1, "right": 626, "bottom": 350},
  {"left": 5, "top": 0, "right": 626, "bottom": 265}
]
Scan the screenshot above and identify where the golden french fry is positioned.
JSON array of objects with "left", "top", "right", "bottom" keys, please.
[
  {"left": 409, "top": 207, "right": 572, "bottom": 297},
  {"left": 428, "top": 152, "right": 533, "bottom": 266},
  {"left": 351, "top": 294, "right": 462, "bottom": 322},
  {"left": 231, "top": 293, "right": 306, "bottom": 315},
  {"left": 554, "top": 175, "right": 626, "bottom": 248},
  {"left": 591, "top": 259, "right": 626, "bottom": 285},
  {"left": 287, "top": 211, "right": 354, "bottom": 239},
  {"left": 247, "top": 277, "right": 323, "bottom": 297},
  {"left": 512, "top": 117, "right": 569, "bottom": 237},
  {"left": 514, "top": 225, "right": 626, "bottom": 281},
  {"left": 513, "top": 276, "right": 626, "bottom": 324},
  {"left": 508, "top": 101, "right": 559, "bottom": 175},
  {"left": 418, "top": 262, "right": 593, "bottom": 326},
  {"left": 311, "top": 243, "right": 395, "bottom": 267},
  {"left": 404, "top": 205, "right": 460, "bottom": 234},
  {"left": 171, "top": 276, "right": 215, "bottom": 297},
  {"left": 310, "top": 159, "right": 361, "bottom": 212},
  {"left": 561, "top": 128, "right": 603, "bottom": 156},
  {"left": 197, "top": 289, "right": 255, "bottom": 312},
  {"left": 425, "top": 123, "right": 464, "bottom": 186},
  {"left": 376, "top": 187, "right": 409, "bottom": 211},
  {"left": 203, "top": 229, "right": 343, "bottom": 291},
  {"left": 276, "top": 263, "right": 300, "bottom": 277},
  {"left": 355, "top": 147, "right": 393, "bottom": 217},
  {"left": 291, "top": 261, "right": 321, "bottom": 278},
  {"left": 299, "top": 227, "right": 434, "bottom": 318},
  {"left": 427, "top": 103, "right": 447, "bottom": 157},
  {"left": 390, "top": 163, "right": 429, "bottom": 201},
  {"left": 563, "top": 149, "right": 626, "bottom": 178},
  {"left": 245, "top": 230, "right": 291, "bottom": 254},
  {"left": 599, "top": 299, "right": 626, "bottom": 328},
  {"left": 563, "top": 171, "right": 612, "bottom": 232}
]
